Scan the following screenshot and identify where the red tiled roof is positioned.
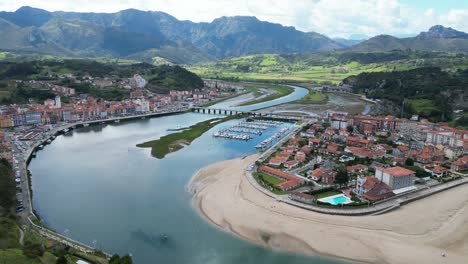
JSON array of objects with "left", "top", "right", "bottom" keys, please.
[{"left": 378, "top": 166, "right": 415, "bottom": 177}]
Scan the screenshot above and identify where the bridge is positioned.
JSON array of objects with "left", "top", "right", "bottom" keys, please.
[
  {"left": 191, "top": 107, "right": 268, "bottom": 116},
  {"left": 191, "top": 107, "right": 316, "bottom": 121}
]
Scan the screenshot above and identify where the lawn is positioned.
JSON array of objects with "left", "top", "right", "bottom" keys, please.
[
  {"left": 257, "top": 173, "right": 285, "bottom": 185},
  {"left": 313, "top": 191, "right": 341, "bottom": 199},
  {"left": 137, "top": 115, "right": 240, "bottom": 159},
  {"left": 252, "top": 172, "right": 288, "bottom": 195}
]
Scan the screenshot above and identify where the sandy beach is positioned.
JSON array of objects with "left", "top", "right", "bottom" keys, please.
[{"left": 189, "top": 154, "right": 468, "bottom": 264}]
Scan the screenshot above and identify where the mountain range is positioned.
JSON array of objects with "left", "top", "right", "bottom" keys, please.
[
  {"left": 349, "top": 25, "right": 468, "bottom": 53},
  {"left": 0, "top": 6, "right": 467, "bottom": 64},
  {"left": 0, "top": 6, "right": 343, "bottom": 63}
]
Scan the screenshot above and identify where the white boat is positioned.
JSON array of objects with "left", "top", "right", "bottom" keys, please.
[
  {"left": 114, "top": 120, "right": 120, "bottom": 123},
  {"left": 83, "top": 123, "right": 90, "bottom": 127}
]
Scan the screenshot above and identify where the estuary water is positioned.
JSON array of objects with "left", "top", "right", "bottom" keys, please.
[{"left": 29, "top": 86, "right": 348, "bottom": 264}]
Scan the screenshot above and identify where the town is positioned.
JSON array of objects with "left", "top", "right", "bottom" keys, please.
[{"left": 249, "top": 111, "right": 468, "bottom": 212}]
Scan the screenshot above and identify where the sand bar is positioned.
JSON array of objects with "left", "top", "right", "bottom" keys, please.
[{"left": 189, "top": 154, "right": 468, "bottom": 264}]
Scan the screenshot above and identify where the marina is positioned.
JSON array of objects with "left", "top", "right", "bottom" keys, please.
[
  {"left": 213, "top": 119, "right": 292, "bottom": 143},
  {"left": 213, "top": 132, "right": 252, "bottom": 140},
  {"left": 256, "top": 127, "right": 289, "bottom": 149},
  {"left": 225, "top": 127, "right": 263, "bottom": 135}
]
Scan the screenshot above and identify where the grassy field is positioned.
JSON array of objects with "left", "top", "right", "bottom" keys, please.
[
  {"left": 252, "top": 172, "right": 288, "bottom": 195},
  {"left": 137, "top": 115, "right": 240, "bottom": 159},
  {"left": 239, "top": 84, "right": 294, "bottom": 106},
  {"left": 256, "top": 172, "right": 285, "bottom": 185},
  {"left": 295, "top": 89, "right": 328, "bottom": 104},
  {"left": 314, "top": 191, "right": 341, "bottom": 199},
  {"left": 187, "top": 53, "right": 468, "bottom": 84}
]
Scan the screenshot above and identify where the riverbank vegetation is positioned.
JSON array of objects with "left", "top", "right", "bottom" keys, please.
[
  {"left": 137, "top": 115, "right": 241, "bottom": 159},
  {"left": 239, "top": 84, "right": 294, "bottom": 106}
]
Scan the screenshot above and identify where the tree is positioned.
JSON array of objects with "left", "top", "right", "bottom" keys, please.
[
  {"left": 56, "top": 256, "right": 67, "bottom": 264},
  {"left": 346, "top": 125, "right": 354, "bottom": 133},
  {"left": 110, "top": 254, "right": 133, "bottom": 264},
  {"left": 405, "top": 158, "right": 414, "bottom": 166},
  {"left": 334, "top": 169, "right": 349, "bottom": 188}
]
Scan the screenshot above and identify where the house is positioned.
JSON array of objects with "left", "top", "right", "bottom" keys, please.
[
  {"left": 289, "top": 192, "right": 314, "bottom": 204},
  {"left": 424, "top": 164, "right": 448, "bottom": 178},
  {"left": 295, "top": 151, "right": 306, "bottom": 162},
  {"left": 308, "top": 168, "right": 337, "bottom": 184},
  {"left": 355, "top": 176, "right": 379, "bottom": 195},
  {"left": 362, "top": 181, "right": 395, "bottom": 201},
  {"left": 269, "top": 157, "right": 286, "bottom": 167},
  {"left": 375, "top": 166, "right": 415, "bottom": 190},
  {"left": 284, "top": 160, "right": 299, "bottom": 169},
  {"left": 300, "top": 146, "right": 313, "bottom": 155},
  {"left": 346, "top": 136, "right": 371, "bottom": 147},
  {"left": 451, "top": 156, "right": 468, "bottom": 172},
  {"left": 309, "top": 138, "right": 321, "bottom": 147}
]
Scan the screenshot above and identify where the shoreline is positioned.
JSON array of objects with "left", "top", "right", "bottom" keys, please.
[{"left": 189, "top": 154, "right": 468, "bottom": 264}]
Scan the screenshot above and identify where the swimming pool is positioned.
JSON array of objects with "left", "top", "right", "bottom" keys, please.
[{"left": 318, "top": 194, "right": 352, "bottom": 205}]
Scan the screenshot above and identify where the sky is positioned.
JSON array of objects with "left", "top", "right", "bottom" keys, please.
[{"left": 0, "top": 0, "right": 467, "bottom": 38}]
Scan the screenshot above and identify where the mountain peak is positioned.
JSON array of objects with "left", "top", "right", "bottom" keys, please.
[
  {"left": 15, "top": 6, "right": 49, "bottom": 14},
  {"left": 418, "top": 25, "right": 468, "bottom": 39}
]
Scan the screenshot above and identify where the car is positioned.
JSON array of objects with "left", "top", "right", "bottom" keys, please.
[{"left": 15, "top": 206, "right": 25, "bottom": 213}]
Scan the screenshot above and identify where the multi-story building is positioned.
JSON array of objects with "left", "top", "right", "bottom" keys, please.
[{"left": 375, "top": 166, "right": 415, "bottom": 191}]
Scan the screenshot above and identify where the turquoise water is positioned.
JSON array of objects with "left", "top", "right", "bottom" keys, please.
[
  {"left": 320, "top": 195, "right": 352, "bottom": 205},
  {"left": 28, "top": 87, "right": 350, "bottom": 264}
]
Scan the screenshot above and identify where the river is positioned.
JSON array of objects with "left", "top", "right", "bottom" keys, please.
[{"left": 29, "top": 86, "right": 348, "bottom": 264}]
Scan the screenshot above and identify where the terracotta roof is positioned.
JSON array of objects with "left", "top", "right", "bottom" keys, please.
[
  {"left": 362, "top": 182, "right": 395, "bottom": 201},
  {"left": 362, "top": 177, "right": 380, "bottom": 190},
  {"left": 378, "top": 166, "right": 415, "bottom": 177}
]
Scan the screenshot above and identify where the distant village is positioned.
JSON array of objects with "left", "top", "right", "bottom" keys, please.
[
  {"left": 255, "top": 111, "right": 468, "bottom": 206},
  {"left": 0, "top": 75, "right": 243, "bottom": 129},
  {"left": 0, "top": 74, "right": 244, "bottom": 165}
]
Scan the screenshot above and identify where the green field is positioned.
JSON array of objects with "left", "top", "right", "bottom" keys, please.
[
  {"left": 295, "top": 89, "right": 328, "bottom": 104},
  {"left": 252, "top": 172, "right": 288, "bottom": 195},
  {"left": 137, "top": 115, "right": 240, "bottom": 159},
  {"left": 257, "top": 172, "right": 285, "bottom": 185},
  {"left": 187, "top": 53, "right": 468, "bottom": 84},
  {"left": 313, "top": 191, "right": 341, "bottom": 199}
]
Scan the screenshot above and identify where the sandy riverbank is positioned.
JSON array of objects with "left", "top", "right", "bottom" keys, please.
[{"left": 189, "top": 154, "right": 468, "bottom": 264}]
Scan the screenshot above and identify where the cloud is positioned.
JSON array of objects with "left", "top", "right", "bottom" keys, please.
[{"left": 0, "top": 0, "right": 466, "bottom": 38}]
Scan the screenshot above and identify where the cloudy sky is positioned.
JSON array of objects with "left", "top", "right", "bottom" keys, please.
[{"left": 1, "top": 0, "right": 467, "bottom": 38}]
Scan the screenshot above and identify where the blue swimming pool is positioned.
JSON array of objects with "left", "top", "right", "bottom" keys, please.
[{"left": 318, "top": 194, "right": 352, "bottom": 205}]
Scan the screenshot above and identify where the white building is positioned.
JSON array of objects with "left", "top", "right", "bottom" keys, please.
[
  {"left": 55, "top": 95, "right": 61, "bottom": 109},
  {"left": 375, "top": 166, "right": 415, "bottom": 191},
  {"left": 130, "top": 74, "right": 147, "bottom": 88}
]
